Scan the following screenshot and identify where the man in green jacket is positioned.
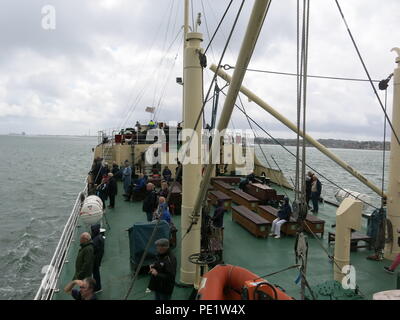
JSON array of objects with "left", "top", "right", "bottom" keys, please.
[{"left": 73, "top": 232, "right": 94, "bottom": 280}]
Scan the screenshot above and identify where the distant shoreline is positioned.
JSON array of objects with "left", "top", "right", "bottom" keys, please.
[
  {"left": 255, "top": 138, "right": 390, "bottom": 151},
  {"left": 2, "top": 134, "right": 389, "bottom": 151}
]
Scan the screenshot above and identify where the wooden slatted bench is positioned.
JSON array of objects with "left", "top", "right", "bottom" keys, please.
[
  {"left": 303, "top": 214, "right": 325, "bottom": 238},
  {"left": 244, "top": 183, "right": 278, "bottom": 204},
  {"left": 230, "top": 189, "right": 259, "bottom": 211},
  {"left": 212, "top": 180, "right": 235, "bottom": 195},
  {"left": 211, "top": 176, "right": 242, "bottom": 185},
  {"left": 207, "top": 190, "right": 232, "bottom": 210},
  {"left": 328, "top": 231, "right": 372, "bottom": 251},
  {"left": 257, "top": 205, "right": 298, "bottom": 236},
  {"left": 232, "top": 205, "right": 271, "bottom": 238}
]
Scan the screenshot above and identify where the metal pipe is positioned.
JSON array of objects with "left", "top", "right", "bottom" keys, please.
[
  {"left": 192, "top": 0, "right": 272, "bottom": 226},
  {"left": 385, "top": 48, "right": 400, "bottom": 260},
  {"left": 180, "top": 31, "right": 204, "bottom": 284},
  {"left": 210, "top": 64, "right": 386, "bottom": 198}
]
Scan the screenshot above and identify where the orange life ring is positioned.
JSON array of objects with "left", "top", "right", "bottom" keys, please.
[{"left": 197, "top": 264, "right": 293, "bottom": 300}]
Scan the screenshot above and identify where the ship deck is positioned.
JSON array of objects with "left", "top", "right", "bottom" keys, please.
[{"left": 53, "top": 182, "right": 397, "bottom": 300}]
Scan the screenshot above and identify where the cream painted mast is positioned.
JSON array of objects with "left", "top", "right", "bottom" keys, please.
[
  {"left": 180, "top": 0, "right": 272, "bottom": 284},
  {"left": 385, "top": 48, "right": 400, "bottom": 260}
]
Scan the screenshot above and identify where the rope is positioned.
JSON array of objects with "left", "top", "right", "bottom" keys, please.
[
  {"left": 237, "top": 94, "right": 289, "bottom": 198},
  {"left": 222, "top": 65, "right": 381, "bottom": 83},
  {"left": 334, "top": 0, "right": 400, "bottom": 147},
  {"left": 203, "top": 0, "right": 234, "bottom": 55},
  {"left": 222, "top": 89, "right": 380, "bottom": 211}
]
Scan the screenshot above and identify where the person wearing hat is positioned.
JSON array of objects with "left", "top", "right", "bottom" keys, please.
[
  {"left": 106, "top": 173, "right": 118, "bottom": 208},
  {"left": 270, "top": 197, "right": 292, "bottom": 239},
  {"left": 148, "top": 238, "right": 177, "bottom": 300}
]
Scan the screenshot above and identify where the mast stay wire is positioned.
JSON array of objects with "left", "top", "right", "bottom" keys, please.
[
  {"left": 153, "top": 41, "right": 183, "bottom": 121},
  {"left": 124, "top": 1, "right": 247, "bottom": 298},
  {"left": 222, "top": 65, "right": 382, "bottom": 83},
  {"left": 334, "top": 0, "right": 400, "bottom": 147},
  {"left": 237, "top": 94, "right": 290, "bottom": 198},
  {"left": 151, "top": 0, "right": 179, "bottom": 113},
  {"left": 220, "top": 89, "right": 380, "bottom": 211}
]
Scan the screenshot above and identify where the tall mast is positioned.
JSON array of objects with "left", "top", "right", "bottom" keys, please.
[
  {"left": 180, "top": 0, "right": 204, "bottom": 283},
  {"left": 385, "top": 47, "right": 400, "bottom": 260},
  {"left": 192, "top": 0, "right": 272, "bottom": 233},
  {"left": 182, "top": 0, "right": 190, "bottom": 121}
]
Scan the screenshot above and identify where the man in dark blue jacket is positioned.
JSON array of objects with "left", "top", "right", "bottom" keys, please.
[
  {"left": 148, "top": 238, "right": 177, "bottom": 300},
  {"left": 91, "top": 224, "right": 105, "bottom": 292},
  {"left": 270, "top": 197, "right": 292, "bottom": 239},
  {"left": 311, "top": 175, "right": 322, "bottom": 213},
  {"left": 143, "top": 183, "right": 158, "bottom": 221}
]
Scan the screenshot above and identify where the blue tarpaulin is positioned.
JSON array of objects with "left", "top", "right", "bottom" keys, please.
[{"left": 128, "top": 221, "right": 170, "bottom": 267}]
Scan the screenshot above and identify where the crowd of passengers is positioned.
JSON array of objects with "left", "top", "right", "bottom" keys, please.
[
  {"left": 101, "top": 120, "right": 183, "bottom": 145},
  {"left": 64, "top": 157, "right": 185, "bottom": 300}
]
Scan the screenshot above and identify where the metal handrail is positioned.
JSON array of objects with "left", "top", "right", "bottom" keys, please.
[{"left": 34, "top": 183, "right": 88, "bottom": 300}]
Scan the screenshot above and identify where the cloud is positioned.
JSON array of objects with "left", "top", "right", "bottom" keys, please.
[{"left": 0, "top": 0, "right": 398, "bottom": 139}]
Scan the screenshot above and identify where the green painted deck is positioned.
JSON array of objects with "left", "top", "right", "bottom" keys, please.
[{"left": 53, "top": 182, "right": 397, "bottom": 300}]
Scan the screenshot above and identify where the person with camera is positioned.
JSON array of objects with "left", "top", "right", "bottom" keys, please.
[{"left": 148, "top": 238, "right": 177, "bottom": 300}]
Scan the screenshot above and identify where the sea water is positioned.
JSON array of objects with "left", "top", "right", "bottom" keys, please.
[{"left": 0, "top": 135, "right": 389, "bottom": 299}]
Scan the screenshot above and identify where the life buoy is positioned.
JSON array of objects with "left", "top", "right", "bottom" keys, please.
[
  {"left": 197, "top": 264, "right": 293, "bottom": 300},
  {"left": 80, "top": 195, "right": 103, "bottom": 226}
]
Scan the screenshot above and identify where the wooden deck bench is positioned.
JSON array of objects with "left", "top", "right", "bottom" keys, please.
[
  {"left": 230, "top": 189, "right": 259, "bottom": 211},
  {"left": 211, "top": 176, "right": 241, "bottom": 185},
  {"left": 257, "top": 205, "right": 298, "bottom": 236},
  {"left": 244, "top": 183, "right": 278, "bottom": 204},
  {"left": 328, "top": 231, "right": 372, "bottom": 251},
  {"left": 303, "top": 214, "right": 325, "bottom": 238},
  {"left": 212, "top": 180, "right": 235, "bottom": 195},
  {"left": 232, "top": 205, "right": 271, "bottom": 238},
  {"left": 207, "top": 190, "right": 232, "bottom": 210}
]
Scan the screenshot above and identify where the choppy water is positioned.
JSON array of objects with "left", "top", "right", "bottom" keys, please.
[
  {"left": 256, "top": 145, "right": 389, "bottom": 211},
  {"left": 0, "top": 136, "right": 389, "bottom": 299},
  {"left": 0, "top": 135, "right": 96, "bottom": 300}
]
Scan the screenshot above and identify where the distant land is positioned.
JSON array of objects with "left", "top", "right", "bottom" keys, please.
[{"left": 255, "top": 138, "right": 390, "bottom": 151}]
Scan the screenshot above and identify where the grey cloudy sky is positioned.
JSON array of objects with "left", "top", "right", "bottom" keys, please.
[{"left": 0, "top": 0, "right": 399, "bottom": 141}]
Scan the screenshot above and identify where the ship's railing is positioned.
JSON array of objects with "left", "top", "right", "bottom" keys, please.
[{"left": 34, "top": 183, "right": 88, "bottom": 300}]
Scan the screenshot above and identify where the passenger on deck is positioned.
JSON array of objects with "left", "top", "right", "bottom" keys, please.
[
  {"left": 148, "top": 238, "right": 177, "bottom": 300},
  {"left": 158, "top": 181, "right": 169, "bottom": 198},
  {"left": 73, "top": 233, "right": 94, "bottom": 280},
  {"left": 311, "top": 175, "right": 322, "bottom": 213},
  {"left": 239, "top": 178, "right": 249, "bottom": 191},
  {"left": 111, "top": 161, "right": 121, "bottom": 180},
  {"left": 96, "top": 176, "right": 108, "bottom": 209},
  {"left": 246, "top": 172, "right": 256, "bottom": 183},
  {"left": 122, "top": 160, "right": 132, "bottom": 197},
  {"left": 91, "top": 224, "right": 104, "bottom": 293},
  {"left": 305, "top": 171, "right": 314, "bottom": 208},
  {"left": 156, "top": 197, "right": 171, "bottom": 224},
  {"left": 270, "top": 197, "right": 292, "bottom": 239},
  {"left": 106, "top": 173, "right": 117, "bottom": 209},
  {"left": 64, "top": 277, "right": 97, "bottom": 300},
  {"left": 175, "top": 162, "right": 183, "bottom": 184},
  {"left": 100, "top": 162, "right": 110, "bottom": 178},
  {"left": 143, "top": 183, "right": 158, "bottom": 222},
  {"left": 162, "top": 166, "right": 172, "bottom": 181},
  {"left": 92, "top": 157, "right": 103, "bottom": 185},
  {"left": 211, "top": 199, "right": 226, "bottom": 229},
  {"left": 148, "top": 119, "right": 156, "bottom": 129}
]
